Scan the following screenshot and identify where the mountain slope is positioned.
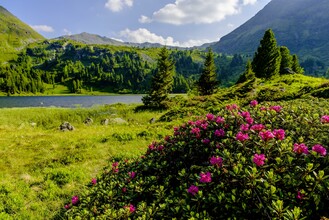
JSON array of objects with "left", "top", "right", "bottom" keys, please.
[
  {"left": 213, "top": 0, "right": 329, "bottom": 64},
  {"left": 0, "top": 6, "right": 44, "bottom": 63},
  {"left": 57, "top": 32, "right": 126, "bottom": 46}
]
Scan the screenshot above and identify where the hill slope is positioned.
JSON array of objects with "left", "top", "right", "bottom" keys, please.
[
  {"left": 0, "top": 6, "right": 44, "bottom": 63},
  {"left": 213, "top": 0, "right": 329, "bottom": 64}
]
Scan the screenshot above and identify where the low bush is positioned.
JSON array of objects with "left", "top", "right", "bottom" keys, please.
[{"left": 63, "top": 101, "right": 329, "bottom": 219}]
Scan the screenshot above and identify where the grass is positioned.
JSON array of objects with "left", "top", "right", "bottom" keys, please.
[{"left": 0, "top": 104, "right": 172, "bottom": 219}]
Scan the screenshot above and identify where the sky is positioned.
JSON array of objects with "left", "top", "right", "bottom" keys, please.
[{"left": 0, "top": 0, "right": 271, "bottom": 47}]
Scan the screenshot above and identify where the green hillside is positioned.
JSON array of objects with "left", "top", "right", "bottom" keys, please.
[{"left": 0, "top": 6, "right": 44, "bottom": 63}]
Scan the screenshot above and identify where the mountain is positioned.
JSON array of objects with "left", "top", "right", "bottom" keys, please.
[
  {"left": 213, "top": 0, "right": 329, "bottom": 64},
  {"left": 0, "top": 6, "right": 44, "bottom": 63}
]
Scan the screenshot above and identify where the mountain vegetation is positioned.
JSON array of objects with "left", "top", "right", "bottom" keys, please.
[
  {"left": 197, "top": 48, "right": 218, "bottom": 95},
  {"left": 214, "top": 0, "right": 329, "bottom": 76}
]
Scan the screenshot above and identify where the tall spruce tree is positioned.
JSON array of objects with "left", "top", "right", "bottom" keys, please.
[
  {"left": 142, "top": 47, "right": 175, "bottom": 108},
  {"left": 279, "top": 46, "right": 293, "bottom": 74},
  {"left": 197, "top": 48, "right": 218, "bottom": 95},
  {"left": 236, "top": 60, "right": 255, "bottom": 84},
  {"left": 291, "top": 54, "right": 304, "bottom": 74},
  {"left": 252, "top": 29, "right": 281, "bottom": 79}
]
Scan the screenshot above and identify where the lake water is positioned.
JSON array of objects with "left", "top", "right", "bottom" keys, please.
[{"left": 0, "top": 95, "right": 143, "bottom": 108}]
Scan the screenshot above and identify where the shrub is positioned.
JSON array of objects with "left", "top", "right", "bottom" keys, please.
[{"left": 63, "top": 101, "right": 329, "bottom": 219}]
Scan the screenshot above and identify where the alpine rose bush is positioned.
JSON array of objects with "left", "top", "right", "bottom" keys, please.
[{"left": 63, "top": 102, "right": 329, "bottom": 219}]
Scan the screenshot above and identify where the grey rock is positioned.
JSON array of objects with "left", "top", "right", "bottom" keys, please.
[{"left": 59, "top": 122, "right": 75, "bottom": 131}]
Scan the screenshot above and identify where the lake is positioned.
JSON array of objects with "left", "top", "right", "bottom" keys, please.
[{"left": 0, "top": 95, "right": 144, "bottom": 108}]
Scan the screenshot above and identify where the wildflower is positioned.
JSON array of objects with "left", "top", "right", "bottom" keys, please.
[
  {"left": 125, "top": 204, "right": 136, "bottom": 213},
  {"left": 188, "top": 120, "right": 195, "bottom": 126},
  {"left": 71, "top": 196, "right": 79, "bottom": 205},
  {"left": 122, "top": 187, "right": 127, "bottom": 193},
  {"left": 216, "top": 116, "right": 225, "bottom": 124},
  {"left": 206, "top": 113, "right": 215, "bottom": 121},
  {"left": 112, "top": 162, "right": 119, "bottom": 173},
  {"left": 269, "top": 105, "right": 283, "bottom": 112},
  {"left": 202, "top": 138, "right": 210, "bottom": 144},
  {"left": 240, "top": 111, "right": 251, "bottom": 118},
  {"left": 226, "top": 104, "right": 239, "bottom": 111},
  {"left": 321, "top": 115, "right": 329, "bottom": 123},
  {"left": 293, "top": 143, "right": 309, "bottom": 154},
  {"left": 250, "top": 124, "right": 265, "bottom": 131},
  {"left": 246, "top": 117, "right": 254, "bottom": 125},
  {"left": 210, "top": 156, "right": 223, "bottom": 167},
  {"left": 214, "top": 129, "right": 225, "bottom": 137},
  {"left": 250, "top": 100, "right": 258, "bottom": 107},
  {"left": 195, "top": 120, "right": 203, "bottom": 127},
  {"left": 199, "top": 172, "right": 212, "bottom": 183},
  {"left": 64, "top": 204, "right": 70, "bottom": 209},
  {"left": 148, "top": 143, "right": 155, "bottom": 150},
  {"left": 187, "top": 185, "right": 199, "bottom": 195},
  {"left": 128, "top": 171, "right": 136, "bottom": 179},
  {"left": 201, "top": 123, "right": 208, "bottom": 130},
  {"left": 253, "top": 154, "right": 266, "bottom": 166},
  {"left": 240, "top": 124, "right": 250, "bottom": 132},
  {"left": 191, "top": 127, "right": 201, "bottom": 134},
  {"left": 91, "top": 178, "right": 97, "bottom": 185},
  {"left": 273, "top": 129, "right": 285, "bottom": 140},
  {"left": 260, "top": 106, "right": 267, "bottom": 111},
  {"left": 158, "top": 145, "right": 164, "bottom": 151},
  {"left": 236, "top": 132, "right": 249, "bottom": 142},
  {"left": 312, "top": 144, "right": 327, "bottom": 156},
  {"left": 297, "top": 191, "right": 304, "bottom": 200},
  {"left": 259, "top": 130, "right": 275, "bottom": 141}
]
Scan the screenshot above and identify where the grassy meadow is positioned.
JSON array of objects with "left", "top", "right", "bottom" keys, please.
[{"left": 0, "top": 104, "right": 173, "bottom": 219}]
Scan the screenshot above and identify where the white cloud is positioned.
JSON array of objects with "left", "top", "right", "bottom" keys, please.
[
  {"left": 144, "top": 0, "right": 241, "bottom": 25},
  {"left": 138, "top": 15, "right": 152, "bottom": 24},
  {"left": 119, "top": 28, "right": 211, "bottom": 47},
  {"left": 242, "top": 0, "right": 257, "bottom": 5},
  {"left": 30, "top": 25, "right": 54, "bottom": 33},
  {"left": 105, "top": 0, "right": 133, "bottom": 12}
]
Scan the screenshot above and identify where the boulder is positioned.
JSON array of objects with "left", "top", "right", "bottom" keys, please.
[
  {"left": 109, "top": 118, "right": 128, "bottom": 125},
  {"left": 59, "top": 122, "right": 75, "bottom": 131},
  {"left": 84, "top": 117, "right": 93, "bottom": 125},
  {"left": 101, "top": 118, "right": 109, "bottom": 126},
  {"left": 149, "top": 118, "right": 156, "bottom": 124}
]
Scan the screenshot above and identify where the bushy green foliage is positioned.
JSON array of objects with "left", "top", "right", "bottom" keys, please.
[
  {"left": 63, "top": 101, "right": 329, "bottom": 219},
  {"left": 197, "top": 49, "right": 218, "bottom": 95},
  {"left": 279, "top": 46, "right": 293, "bottom": 74}
]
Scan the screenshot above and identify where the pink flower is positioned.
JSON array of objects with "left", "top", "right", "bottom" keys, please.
[
  {"left": 297, "top": 191, "right": 304, "bottom": 200},
  {"left": 246, "top": 117, "right": 254, "bottom": 125},
  {"left": 148, "top": 143, "right": 155, "bottom": 150},
  {"left": 122, "top": 187, "right": 127, "bottom": 193},
  {"left": 210, "top": 156, "right": 223, "bottom": 167},
  {"left": 187, "top": 185, "right": 199, "bottom": 195},
  {"left": 191, "top": 127, "right": 201, "bottom": 134},
  {"left": 312, "top": 144, "right": 327, "bottom": 156},
  {"left": 195, "top": 120, "right": 203, "bottom": 127},
  {"left": 201, "top": 123, "right": 208, "bottom": 130},
  {"left": 260, "top": 106, "right": 267, "bottom": 111},
  {"left": 236, "top": 132, "right": 249, "bottom": 142},
  {"left": 158, "top": 145, "right": 164, "bottom": 151},
  {"left": 214, "top": 129, "right": 225, "bottom": 137},
  {"left": 250, "top": 100, "right": 258, "bottom": 107},
  {"left": 188, "top": 121, "right": 195, "bottom": 126},
  {"left": 240, "top": 111, "right": 251, "bottom": 118},
  {"left": 112, "top": 162, "right": 119, "bottom": 173},
  {"left": 269, "top": 105, "right": 283, "bottom": 113},
  {"left": 293, "top": 143, "right": 309, "bottom": 154},
  {"left": 216, "top": 116, "right": 225, "bottom": 124},
  {"left": 273, "top": 129, "right": 285, "bottom": 140},
  {"left": 128, "top": 171, "right": 136, "bottom": 179},
  {"left": 226, "top": 104, "right": 239, "bottom": 111},
  {"left": 91, "top": 178, "right": 97, "bottom": 185},
  {"left": 202, "top": 138, "right": 210, "bottom": 144},
  {"left": 321, "top": 115, "right": 329, "bottom": 123},
  {"left": 199, "top": 172, "right": 212, "bottom": 183},
  {"left": 240, "top": 124, "right": 250, "bottom": 132},
  {"left": 64, "top": 204, "right": 70, "bottom": 209},
  {"left": 206, "top": 113, "right": 215, "bottom": 121},
  {"left": 253, "top": 154, "right": 266, "bottom": 166},
  {"left": 250, "top": 124, "right": 265, "bottom": 131},
  {"left": 71, "top": 196, "right": 79, "bottom": 205},
  {"left": 125, "top": 204, "right": 136, "bottom": 213},
  {"left": 259, "top": 130, "right": 275, "bottom": 141}
]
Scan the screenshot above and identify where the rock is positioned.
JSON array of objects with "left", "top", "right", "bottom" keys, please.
[
  {"left": 109, "top": 118, "right": 128, "bottom": 125},
  {"left": 149, "top": 118, "right": 156, "bottom": 124},
  {"left": 101, "top": 118, "right": 109, "bottom": 126},
  {"left": 84, "top": 117, "right": 93, "bottom": 125},
  {"left": 59, "top": 122, "right": 75, "bottom": 131},
  {"left": 283, "top": 67, "right": 295, "bottom": 74}
]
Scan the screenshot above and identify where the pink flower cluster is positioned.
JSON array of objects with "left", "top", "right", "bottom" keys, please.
[
  {"left": 112, "top": 162, "right": 119, "bottom": 173},
  {"left": 321, "top": 115, "right": 329, "bottom": 123},
  {"left": 259, "top": 129, "right": 285, "bottom": 141},
  {"left": 250, "top": 100, "right": 258, "bottom": 107},
  {"left": 240, "top": 124, "right": 250, "bottom": 132},
  {"left": 210, "top": 156, "right": 223, "bottom": 167},
  {"left": 236, "top": 132, "right": 249, "bottom": 142},
  {"left": 72, "top": 195, "right": 79, "bottom": 205},
  {"left": 250, "top": 124, "right": 266, "bottom": 131},
  {"left": 273, "top": 129, "right": 285, "bottom": 140},
  {"left": 214, "top": 129, "right": 225, "bottom": 137},
  {"left": 91, "top": 178, "right": 97, "bottom": 185},
  {"left": 187, "top": 185, "right": 199, "bottom": 195},
  {"left": 312, "top": 144, "right": 327, "bottom": 156},
  {"left": 269, "top": 105, "right": 283, "bottom": 113},
  {"left": 199, "top": 172, "right": 212, "bottom": 183},
  {"left": 293, "top": 143, "right": 309, "bottom": 154},
  {"left": 226, "top": 104, "right": 239, "bottom": 111},
  {"left": 253, "top": 154, "right": 266, "bottom": 166},
  {"left": 128, "top": 171, "right": 136, "bottom": 179},
  {"left": 125, "top": 204, "right": 136, "bottom": 213}
]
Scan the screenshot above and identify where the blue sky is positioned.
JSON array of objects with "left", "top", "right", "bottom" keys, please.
[{"left": 0, "top": 0, "right": 271, "bottom": 47}]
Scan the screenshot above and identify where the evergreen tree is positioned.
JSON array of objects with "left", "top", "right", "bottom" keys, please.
[
  {"left": 279, "top": 46, "right": 293, "bottom": 74},
  {"left": 197, "top": 48, "right": 218, "bottom": 95},
  {"left": 291, "top": 54, "right": 304, "bottom": 74},
  {"left": 236, "top": 60, "right": 255, "bottom": 84},
  {"left": 252, "top": 29, "right": 281, "bottom": 79},
  {"left": 142, "top": 47, "right": 175, "bottom": 108}
]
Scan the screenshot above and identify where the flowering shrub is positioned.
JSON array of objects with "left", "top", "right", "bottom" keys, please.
[{"left": 63, "top": 101, "right": 329, "bottom": 219}]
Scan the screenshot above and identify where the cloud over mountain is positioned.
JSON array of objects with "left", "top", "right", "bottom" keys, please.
[{"left": 105, "top": 0, "right": 133, "bottom": 12}]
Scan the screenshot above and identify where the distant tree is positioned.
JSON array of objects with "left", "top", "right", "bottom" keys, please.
[
  {"left": 291, "top": 54, "right": 304, "bottom": 74},
  {"left": 236, "top": 60, "right": 255, "bottom": 84},
  {"left": 197, "top": 48, "right": 218, "bottom": 95},
  {"left": 252, "top": 29, "right": 281, "bottom": 79},
  {"left": 279, "top": 46, "right": 293, "bottom": 74},
  {"left": 142, "top": 47, "right": 175, "bottom": 108}
]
